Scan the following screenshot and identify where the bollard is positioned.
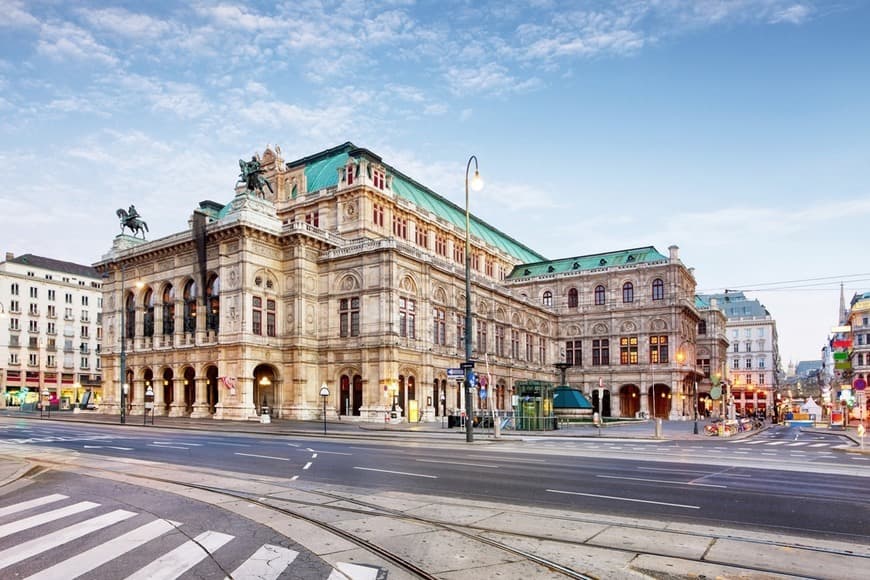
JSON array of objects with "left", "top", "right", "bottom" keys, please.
[{"left": 655, "top": 417, "right": 663, "bottom": 439}]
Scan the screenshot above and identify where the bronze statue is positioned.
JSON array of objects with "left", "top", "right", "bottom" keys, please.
[
  {"left": 116, "top": 205, "right": 149, "bottom": 238},
  {"left": 237, "top": 156, "right": 273, "bottom": 198}
]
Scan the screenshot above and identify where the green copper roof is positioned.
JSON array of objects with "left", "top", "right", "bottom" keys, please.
[
  {"left": 290, "top": 142, "right": 545, "bottom": 264},
  {"left": 506, "top": 246, "right": 668, "bottom": 280},
  {"left": 695, "top": 295, "right": 710, "bottom": 309}
]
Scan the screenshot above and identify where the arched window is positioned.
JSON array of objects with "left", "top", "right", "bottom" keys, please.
[
  {"left": 206, "top": 274, "right": 220, "bottom": 333},
  {"left": 183, "top": 279, "right": 197, "bottom": 333},
  {"left": 542, "top": 290, "right": 553, "bottom": 307},
  {"left": 143, "top": 288, "right": 155, "bottom": 337},
  {"left": 652, "top": 278, "right": 664, "bottom": 301},
  {"left": 162, "top": 285, "right": 175, "bottom": 335},
  {"left": 567, "top": 288, "right": 578, "bottom": 308},
  {"left": 622, "top": 282, "right": 634, "bottom": 303},
  {"left": 124, "top": 292, "right": 135, "bottom": 340},
  {"left": 594, "top": 285, "right": 606, "bottom": 305}
]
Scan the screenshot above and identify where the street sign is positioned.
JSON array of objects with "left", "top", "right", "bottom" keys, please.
[
  {"left": 447, "top": 368, "right": 464, "bottom": 379},
  {"left": 833, "top": 351, "right": 849, "bottom": 361},
  {"left": 833, "top": 339, "right": 852, "bottom": 349},
  {"left": 854, "top": 378, "right": 867, "bottom": 391},
  {"left": 835, "top": 361, "right": 852, "bottom": 370}
]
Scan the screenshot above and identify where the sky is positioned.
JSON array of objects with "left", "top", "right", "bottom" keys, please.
[{"left": 1, "top": 0, "right": 868, "bottom": 367}]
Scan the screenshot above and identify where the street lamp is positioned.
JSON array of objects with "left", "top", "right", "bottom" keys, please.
[
  {"left": 463, "top": 155, "right": 483, "bottom": 443},
  {"left": 320, "top": 383, "right": 329, "bottom": 435}
]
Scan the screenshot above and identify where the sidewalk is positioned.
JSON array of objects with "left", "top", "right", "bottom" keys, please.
[{"left": 0, "top": 408, "right": 747, "bottom": 442}]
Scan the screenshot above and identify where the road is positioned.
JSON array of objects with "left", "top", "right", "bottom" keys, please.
[{"left": 2, "top": 419, "right": 867, "bottom": 542}]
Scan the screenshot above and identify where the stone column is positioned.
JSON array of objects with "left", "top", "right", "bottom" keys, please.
[
  {"left": 151, "top": 379, "right": 165, "bottom": 416},
  {"left": 169, "top": 377, "right": 187, "bottom": 417},
  {"left": 190, "top": 377, "right": 211, "bottom": 418}
]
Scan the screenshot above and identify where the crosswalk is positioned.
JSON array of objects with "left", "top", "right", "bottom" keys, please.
[
  {"left": 728, "top": 439, "right": 843, "bottom": 448},
  {"left": 0, "top": 494, "right": 382, "bottom": 579}
]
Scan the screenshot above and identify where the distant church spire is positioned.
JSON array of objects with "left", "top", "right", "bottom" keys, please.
[{"left": 839, "top": 282, "right": 848, "bottom": 325}]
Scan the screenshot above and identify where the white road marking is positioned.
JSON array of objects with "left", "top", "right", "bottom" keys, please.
[
  {"left": 786, "top": 442, "right": 809, "bottom": 447},
  {"left": 301, "top": 449, "right": 352, "bottom": 455},
  {"left": 417, "top": 459, "right": 500, "bottom": 468},
  {"left": 303, "top": 462, "right": 312, "bottom": 470},
  {"left": 235, "top": 452, "right": 290, "bottom": 461},
  {"left": 290, "top": 475, "right": 299, "bottom": 481},
  {"left": 147, "top": 444, "right": 190, "bottom": 450},
  {"left": 0, "top": 501, "right": 99, "bottom": 539},
  {"left": 0, "top": 494, "right": 67, "bottom": 518},
  {"left": 328, "top": 562, "right": 381, "bottom": 580},
  {"left": 353, "top": 467, "right": 437, "bottom": 479},
  {"left": 547, "top": 489, "right": 699, "bottom": 509},
  {"left": 124, "top": 530, "right": 233, "bottom": 580},
  {"left": 151, "top": 441, "right": 202, "bottom": 446},
  {"left": 231, "top": 544, "right": 299, "bottom": 580},
  {"left": 637, "top": 467, "right": 713, "bottom": 474},
  {"left": 0, "top": 510, "right": 136, "bottom": 570},
  {"left": 83, "top": 445, "right": 134, "bottom": 450},
  {"left": 766, "top": 441, "right": 787, "bottom": 446},
  {"left": 596, "top": 475, "right": 726, "bottom": 488},
  {"left": 26, "top": 518, "right": 180, "bottom": 580}
]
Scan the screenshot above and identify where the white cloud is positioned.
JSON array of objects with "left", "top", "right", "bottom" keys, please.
[
  {"left": 76, "top": 7, "right": 174, "bottom": 39},
  {"left": 37, "top": 21, "right": 118, "bottom": 65},
  {"left": 0, "top": 0, "right": 39, "bottom": 28},
  {"left": 770, "top": 4, "right": 812, "bottom": 24},
  {"left": 444, "top": 63, "right": 543, "bottom": 97}
]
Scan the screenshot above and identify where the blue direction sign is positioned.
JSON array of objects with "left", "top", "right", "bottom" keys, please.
[{"left": 447, "top": 368, "right": 464, "bottom": 379}]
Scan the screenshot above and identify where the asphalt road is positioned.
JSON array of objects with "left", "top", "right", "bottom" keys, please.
[{"left": 1, "top": 420, "right": 868, "bottom": 543}]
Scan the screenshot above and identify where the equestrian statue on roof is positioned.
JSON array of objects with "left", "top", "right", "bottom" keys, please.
[
  {"left": 237, "top": 155, "right": 274, "bottom": 198},
  {"left": 116, "top": 204, "right": 149, "bottom": 238}
]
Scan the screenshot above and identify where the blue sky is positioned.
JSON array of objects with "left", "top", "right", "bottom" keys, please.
[{"left": 1, "top": 0, "right": 868, "bottom": 366}]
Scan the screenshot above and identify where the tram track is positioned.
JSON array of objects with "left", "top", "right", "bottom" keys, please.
[{"left": 11, "top": 453, "right": 870, "bottom": 579}]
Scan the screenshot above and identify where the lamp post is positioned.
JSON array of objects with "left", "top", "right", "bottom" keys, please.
[
  {"left": 463, "top": 155, "right": 483, "bottom": 443},
  {"left": 678, "top": 344, "right": 700, "bottom": 435},
  {"left": 320, "top": 383, "right": 329, "bottom": 435}
]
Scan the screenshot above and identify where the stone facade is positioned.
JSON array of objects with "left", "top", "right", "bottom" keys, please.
[{"left": 95, "top": 143, "right": 728, "bottom": 423}]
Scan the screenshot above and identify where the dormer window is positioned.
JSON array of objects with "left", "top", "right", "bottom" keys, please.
[
  {"left": 373, "top": 168, "right": 385, "bottom": 190},
  {"left": 346, "top": 162, "right": 357, "bottom": 186}
]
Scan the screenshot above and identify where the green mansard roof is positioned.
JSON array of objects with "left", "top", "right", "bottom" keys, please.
[
  {"left": 506, "top": 246, "right": 668, "bottom": 280},
  {"left": 290, "top": 142, "right": 546, "bottom": 264}
]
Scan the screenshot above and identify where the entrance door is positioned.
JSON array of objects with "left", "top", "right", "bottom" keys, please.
[
  {"left": 620, "top": 385, "right": 640, "bottom": 417},
  {"left": 352, "top": 375, "right": 362, "bottom": 416},
  {"left": 340, "top": 375, "right": 350, "bottom": 416}
]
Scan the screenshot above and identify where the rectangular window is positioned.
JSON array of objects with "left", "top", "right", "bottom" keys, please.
[
  {"left": 745, "top": 358, "right": 752, "bottom": 369},
  {"left": 340, "top": 297, "right": 360, "bottom": 338},
  {"left": 566, "top": 340, "right": 582, "bottom": 366},
  {"left": 65, "top": 293, "right": 72, "bottom": 304},
  {"left": 476, "top": 321, "right": 487, "bottom": 353},
  {"left": 759, "top": 374, "right": 765, "bottom": 384},
  {"left": 733, "top": 343, "right": 739, "bottom": 353},
  {"left": 81, "top": 310, "right": 89, "bottom": 322},
  {"left": 415, "top": 226, "right": 428, "bottom": 248},
  {"left": 372, "top": 168, "right": 385, "bottom": 190},
  {"left": 81, "top": 325, "right": 89, "bottom": 338},
  {"left": 48, "top": 289, "right": 55, "bottom": 301},
  {"left": 525, "top": 333, "right": 533, "bottom": 361},
  {"left": 620, "top": 336, "right": 638, "bottom": 365},
  {"left": 252, "top": 296, "right": 262, "bottom": 335},
  {"left": 399, "top": 297, "right": 416, "bottom": 338},
  {"left": 372, "top": 203, "right": 384, "bottom": 227},
  {"left": 485, "top": 258, "right": 493, "bottom": 277},
  {"left": 732, "top": 358, "right": 739, "bottom": 369},
  {"left": 29, "top": 320, "right": 39, "bottom": 332},
  {"left": 266, "top": 299, "right": 276, "bottom": 337},
  {"left": 471, "top": 253, "right": 480, "bottom": 271},
  {"left": 30, "top": 287, "right": 38, "bottom": 298},
  {"left": 47, "top": 305, "right": 56, "bottom": 318},
  {"left": 82, "top": 296, "right": 89, "bottom": 306},
  {"left": 511, "top": 330, "right": 520, "bottom": 359},
  {"left": 453, "top": 245, "right": 464, "bottom": 264},
  {"left": 457, "top": 319, "right": 465, "bottom": 350},
  {"left": 29, "top": 354, "right": 38, "bottom": 366},
  {"left": 649, "top": 335, "right": 669, "bottom": 364},
  {"left": 64, "top": 307, "right": 73, "bottom": 320},
  {"left": 10, "top": 283, "right": 19, "bottom": 296},
  {"left": 29, "top": 303, "right": 38, "bottom": 315},
  {"left": 47, "top": 354, "right": 56, "bottom": 367},
  {"left": 305, "top": 211, "right": 319, "bottom": 227},
  {"left": 495, "top": 325, "right": 505, "bottom": 357},
  {"left": 592, "top": 339, "right": 609, "bottom": 366},
  {"left": 392, "top": 215, "right": 407, "bottom": 239},
  {"left": 433, "top": 307, "right": 446, "bottom": 345},
  {"left": 539, "top": 336, "right": 546, "bottom": 363},
  {"left": 435, "top": 235, "right": 447, "bottom": 257},
  {"left": 80, "top": 356, "right": 89, "bottom": 369}
]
